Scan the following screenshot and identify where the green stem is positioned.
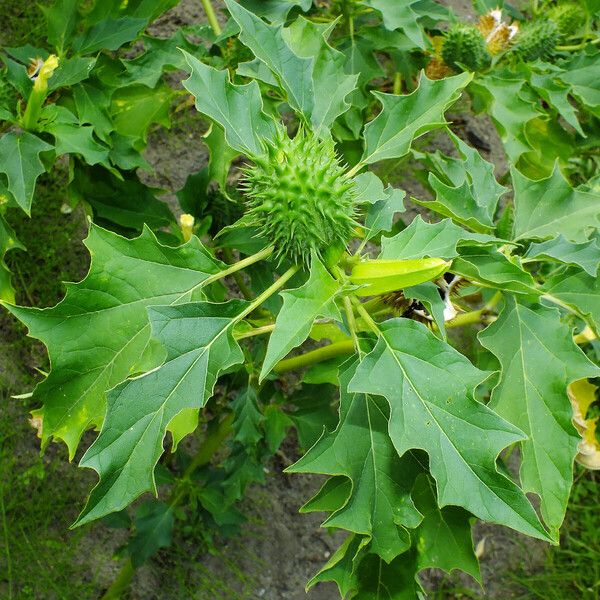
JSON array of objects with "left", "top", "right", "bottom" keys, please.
[
  {"left": 235, "top": 264, "right": 299, "bottom": 324},
  {"left": 200, "top": 0, "right": 222, "bottom": 36},
  {"left": 332, "top": 265, "right": 360, "bottom": 354},
  {"left": 393, "top": 72, "right": 402, "bottom": 95},
  {"left": 235, "top": 323, "right": 276, "bottom": 340},
  {"left": 100, "top": 559, "right": 135, "bottom": 600},
  {"left": 541, "top": 293, "right": 587, "bottom": 322},
  {"left": 361, "top": 297, "right": 386, "bottom": 314},
  {"left": 274, "top": 340, "right": 355, "bottom": 374},
  {"left": 557, "top": 37, "right": 600, "bottom": 51},
  {"left": 204, "top": 246, "right": 274, "bottom": 288},
  {"left": 22, "top": 89, "right": 45, "bottom": 131},
  {"left": 354, "top": 234, "right": 369, "bottom": 256},
  {"left": 343, "top": 295, "right": 361, "bottom": 354},
  {"left": 351, "top": 296, "right": 380, "bottom": 335},
  {"left": 223, "top": 248, "right": 255, "bottom": 300},
  {"left": 181, "top": 413, "right": 235, "bottom": 482},
  {"left": 444, "top": 309, "right": 485, "bottom": 329},
  {"left": 483, "top": 290, "right": 502, "bottom": 312},
  {"left": 341, "top": 0, "right": 354, "bottom": 38},
  {"left": 346, "top": 162, "right": 364, "bottom": 178}
]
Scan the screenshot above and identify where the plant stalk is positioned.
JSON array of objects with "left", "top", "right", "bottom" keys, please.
[
  {"left": 203, "top": 246, "right": 274, "bottom": 289},
  {"left": 343, "top": 295, "right": 361, "bottom": 354},
  {"left": 235, "top": 264, "right": 299, "bottom": 323},
  {"left": 181, "top": 413, "right": 235, "bottom": 482},
  {"left": 351, "top": 296, "right": 380, "bottom": 335},
  {"left": 100, "top": 559, "right": 135, "bottom": 600},
  {"left": 444, "top": 309, "right": 486, "bottom": 329},
  {"left": 393, "top": 72, "right": 402, "bottom": 95},
  {"left": 223, "top": 248, "right": 255, "bottom": 300},
  {"left": 557, "top": 37, "right": 600, "bottom": 51},
  {"left": 346, "top": 162, "right": 363, "bottom": 178},
  {"left": 274, "top": 340, "right": 355, "bottom": 373},
  {"left": 235, "top": 323, "right": 276, "bottom": 340},
  {"left": 200, "top": 0, "right": 222, "bottom": 36}
]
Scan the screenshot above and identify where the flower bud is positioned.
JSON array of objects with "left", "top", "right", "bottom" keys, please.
[{"left": 179, "top": 213, "right": 195, "bottom": 242}]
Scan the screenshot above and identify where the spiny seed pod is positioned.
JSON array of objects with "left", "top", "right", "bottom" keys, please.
[
  {"left": 548, "top": 2, "right": 586, "bottom": 38},
  {"left": 441, "top": 26, "right": 492, "bottom": 72},
  {"left": 241, "top": 129, "right": 357, "bottom": 266},
  {"left": 513, "top": 19, "right": 560, "bottom": 62}
]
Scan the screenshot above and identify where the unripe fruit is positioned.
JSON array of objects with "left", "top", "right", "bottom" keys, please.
[
  {"left": 513, "top": 20, "right": 560, "bottom": 62},
  {"left": 441, "top": 26, "right": 492, "bottom": 72},
  {"left": 548, "top": 2, "right": 586, "bottom": 38},
  {"left": 241, "top": 129, "right": 357, "bottom": 266}
]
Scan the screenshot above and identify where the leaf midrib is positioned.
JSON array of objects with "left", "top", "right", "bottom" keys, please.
[{"left": 380, "top": 331, "right": 524, "bottom": 517}]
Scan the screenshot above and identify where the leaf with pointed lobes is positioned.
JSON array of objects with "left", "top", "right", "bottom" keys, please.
[
  {"left": 479, "top": 298, "right": 600, "bottom": 537},
  {"left": 512, "top": 164, "right": 600, "bottom": 242},
  {"left": 543, "top": 267, "right": 600, "bottom": 335},
  {"left": 287, "top": 360, "right": 423, "bottom": 563},
  {"left": 413, "top": 474, "right": 481, "bottom": 581},
  {"left": 415, "top": 130, "right": 507, "bottom": 233},
  {"left": 360, "top": 72, "right": 472, "bottom": 165},
  {"left": 525, "top": 235, "right": 600, "bottom": 277},
  {"left": 75, "top": 300, "right": 247, "bottom": 526},
  {"left": 380, "top": 216, "right": 502, "bottom": 261},
  {"left": 4, "top": 225, "right": 224, "bottom": 458},
  {"left": 260, "top": 256, "right": 342, "bottom": 381},
  {"left": 181, "top": 49, "right": 277, "bottom": 157},
  {"left": 0, "top": 132, "right": 53, "bottom": 214},
  {"left": 226, "top": 0, "right": 358, "bottom": 132},
  {"left": 349, "top": 318, "right": 552, "bottom": 542}
]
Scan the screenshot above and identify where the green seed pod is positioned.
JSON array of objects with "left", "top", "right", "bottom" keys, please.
[
  {"left": 513, "top": 19, "right": 560, "bottom": 62},
  {"left": 548, "top": 2, "right": 586, "bottom": 38},
  {"left": 242, "top": 128, "right": 357, "bottom": 266},
  {"left": 441, "top": 26, "right": 491, "bottom": 72}
]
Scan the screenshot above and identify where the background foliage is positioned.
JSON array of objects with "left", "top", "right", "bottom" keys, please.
[{"left": 1, "top": 0, "right": 600, "bottom": 598}]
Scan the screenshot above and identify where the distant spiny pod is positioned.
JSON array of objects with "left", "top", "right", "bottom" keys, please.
[{"left": 441, "top": 26, "right": 492, "bottom": 72}]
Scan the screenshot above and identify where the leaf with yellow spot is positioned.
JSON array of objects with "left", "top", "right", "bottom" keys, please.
[{"left": 569, "top": 379, "right": 600, "bottom": 470}]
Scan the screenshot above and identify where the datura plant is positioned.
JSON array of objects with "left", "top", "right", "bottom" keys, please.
[{"left": 3, "top": 0, "right": 600, "bottom": 598}]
